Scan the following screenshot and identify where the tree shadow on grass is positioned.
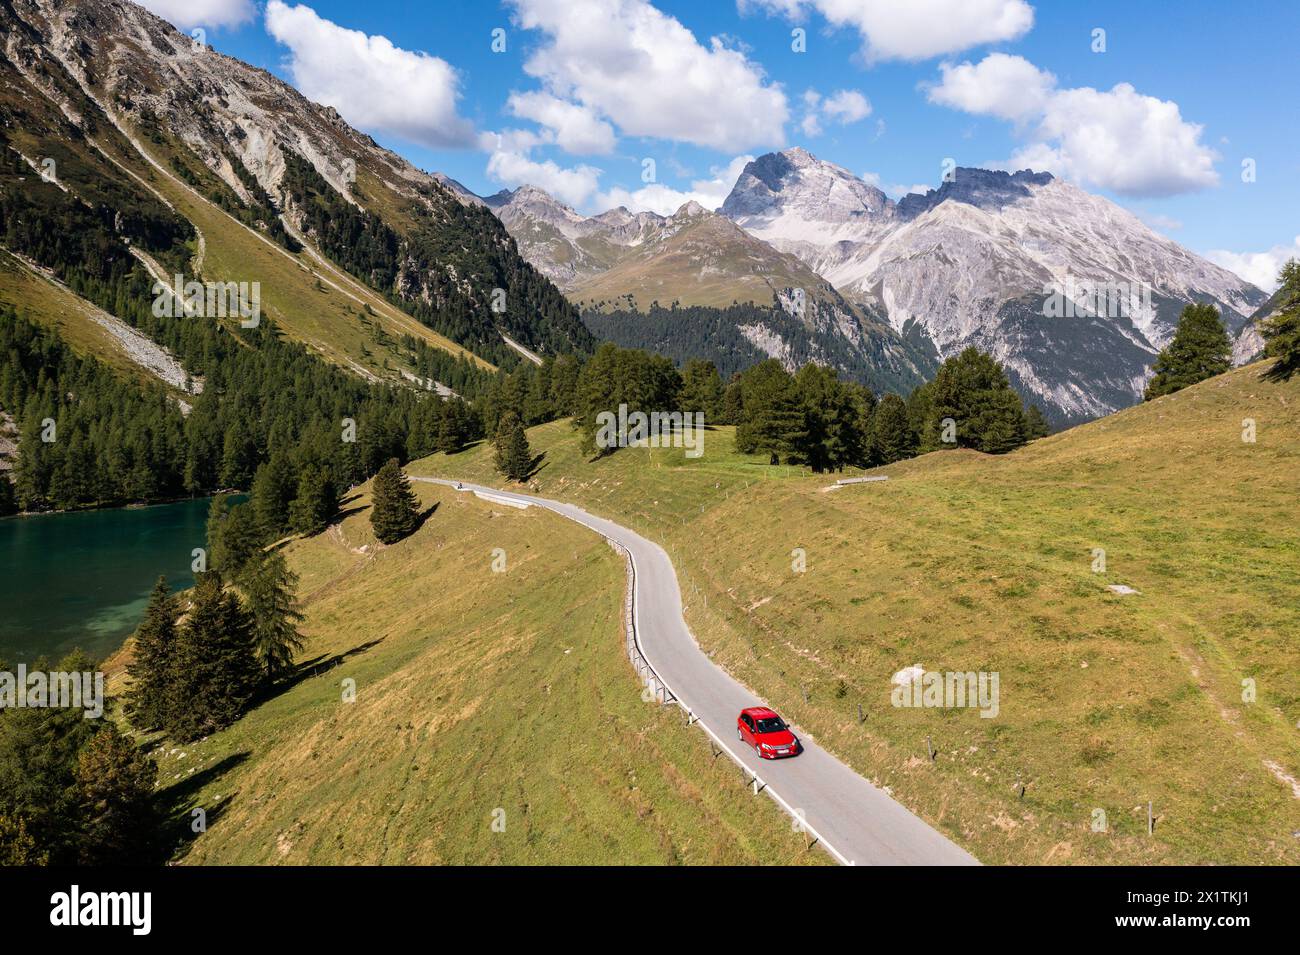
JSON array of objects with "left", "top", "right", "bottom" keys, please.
[
  {"left": 330, "top": 503, "right": 369, "bottom": 523},
  {"left": 258, "top": 637, "right": 387, "bottom": 704},
  {"left": 1261, "top": 357, "right": 1297, "bottom": 382},
  {"left": 413, "top": 499, "right": 439, "bottom": 533},
  {"left": 159, "top": 750, "right": 251, "bottom": 862}
]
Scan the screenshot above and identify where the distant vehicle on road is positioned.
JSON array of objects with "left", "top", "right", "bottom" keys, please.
[{"left": 737, "top": 706, "right": 800, "bottom": 759}]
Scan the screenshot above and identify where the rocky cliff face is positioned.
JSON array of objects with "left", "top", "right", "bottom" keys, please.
[
  {"left": 2, "top": 0, "right": 592, "bottom": 364},
  {"left": 486, "top": 185, "right": 935, "bottom": 392},
  {"left": 722, "top": 149, "right": 1267, "bottom": 423}
]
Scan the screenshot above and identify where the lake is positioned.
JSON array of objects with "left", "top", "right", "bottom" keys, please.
[{"left": 0, "top": 497, "right": 224, "bottom": 664}]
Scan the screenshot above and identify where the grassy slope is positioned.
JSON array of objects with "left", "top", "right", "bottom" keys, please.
[
  {"left": 572, "top": 214, "right": 833, "bottom": 312},
  {"left": 409, "top": 362, "right": 1300, "bottom": 865},
  {"left": 79, "top": 120, "right": 490, "bottom": 383},
  {"left": 0, "top": 55, "right": 487, "bottom": 387},
  {"left": 145, "top": 478, "right": 825, "bottom": 865},
  {"left": 0, "top": 248, "right": 185, "bottom": 397}
]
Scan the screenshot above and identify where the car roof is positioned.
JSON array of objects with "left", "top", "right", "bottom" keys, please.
[{"left": 743, "top": 706, "right": 779, "bottom": 719}]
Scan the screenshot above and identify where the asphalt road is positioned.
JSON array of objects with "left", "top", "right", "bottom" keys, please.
[{"left": 415, "top": 477, "right": 978, "bottom": 866}]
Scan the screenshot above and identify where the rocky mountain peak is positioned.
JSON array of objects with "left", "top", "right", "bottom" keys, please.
[
  {"left": 895, "top": 167, "right": 1054, "bottom": 220},
  {"left": 721, "top": 148, "right": 893, "bottom": 236}
]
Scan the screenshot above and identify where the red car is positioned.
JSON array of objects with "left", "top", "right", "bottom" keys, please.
[{"left": 737, "top": 706, "right": 800, "bottom": 759}]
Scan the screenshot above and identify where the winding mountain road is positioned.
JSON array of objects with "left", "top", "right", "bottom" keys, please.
[{"left": 415, "top": 477, "right": 978, "bottom": 866}]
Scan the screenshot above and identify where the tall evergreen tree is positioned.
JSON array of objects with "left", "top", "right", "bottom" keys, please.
[
  {"left": 868, "top": 393, "right": 916, "bottom": 464},
  {"left": 288, "top": 466, "right": 338, "bottom": 536},
  {"left": 1261, "top": 258, "right": 1300, "bottom": 381},
  {"left": 0, "top": 812, "right": 46, "bottom": 865},
  {"left": 494, "top": 412, "right": 532, "bottom": 482},
  {"left": 369, "top": 458, "right": 420, "bottom": 544},
  {"left": 243, "top": 551, "right": 306, "bottom": 681},
  {"left": 679, "top": 358, "right": 724, "bottom": 421},
  {"left": 250, "top": 456, "right": 297, "bottom": 539},
  {"left": 166, "top": 572, "right": 259, "bottom": 742},
  {"left": 734, "top": 360, "right": 805, "bottom": 464},
  {"left": 73, "top": 726, "right": 159, "bottom": 865},
  {"left": 1144, "top": 303, "right": 1232, "bottom": 399},
  {"left": 436, "top": 399, "right": 469, "bottom": 454},
  {"left": 792, "top": 364, "right": 857, "bottom": 472},
  {"left": 207, "top": 497, "right": 264, "bottom": 581},
  {"left": 125, "top": 576, "right": 179, "bottom": 732},
  {"left": 928, "top": 348, "right": 1028, "bottom": 454},
  {"left": 1022, "top": 404, "right": 1052, "bottom": 440},
  {"left": 0, "top": 649, "right": 102, "bottom": 863}
]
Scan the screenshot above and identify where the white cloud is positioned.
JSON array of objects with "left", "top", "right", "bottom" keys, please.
[
  {"left": 799, "top": 88, "right": 870, "bottom": 139},
  {"left": 139, "top": 0, "right": 254, "bottom": 29},
  {"left": 264, "top": 1, "right": 475, "bottom": 149},
  {"left": 598, "top": 155, "right": 754, "bottom": 215},
  {"left": 484, "top": 143, "right": 603, "bottom": 208},
  {"left": 927, "top": 53, "right": 1054, "bottom": 121},
  {"left": 508, "top": 0, "right": 787, "bottom": 152},
  {"left": 506, "top": 91, "right": 616, "bottom": 155},
  {"left": 741, "top": 0, "right": 1034, "bottom": 62},
  {"left": 1205, "top": 236, "right": 1300, "bottom": 293},
  {"left": 928, "top": 53, "right": 1219, "bottom": 197},
  {"left": 822, "top": 89, "right": 873, "bottom": 124}
]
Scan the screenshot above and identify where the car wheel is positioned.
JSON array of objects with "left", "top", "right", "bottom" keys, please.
[{"left": 737, "top": 727, "right": 743, "bottom": 742}]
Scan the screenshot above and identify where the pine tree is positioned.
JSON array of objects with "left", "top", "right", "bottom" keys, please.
[
  {"left": 436, "top": 399, "right": 468, "bottom": 454},
  {"left": 125, "top": 576, "right": 179, "bottom": 732},
  {"left": 868, "top": 393, "right": 916, "bottom": 464},
  {"left": 166, "top": 572, "right": 259, "bottom": 742},
  {"left": 0, "top": 812, "right": 46, "bottom": 865},
  {"left": 369, "top": 458, "right": 420, "bottom": 544},
  {"left": 494, "top": 412, "right": 532, "bottom": 481},
  {"left": 929, "top": 348, "right": 1028, "bottom": 454},
  {"left": 73, "top": 726, "right": 158, "bottom": 865},
  {"left": 734, "top": 360, "right": 805, "bottom": 463},
  {"left": 288, "top": 466, "right": 337, "bottom": 536},
  {"left": 1261, "top": 258, "right": 1300, "bottom": 381},
  {"left": 250, "top": 456, "right": 297, "bottom": 539},
  {"left": 0, "top": 649, "right": 102, "bottom": 864},
  {"left": 1022, "top": 404, "right": 1051, "bottom": 440},
  {"left": 242, "top": 551, "right": 305, "bottom": 681},
  {"left": 1144, "top": 303, "right": 1232, "bottom": 399},
  {"left": 207, "top": 498, "right": 263, "bottom": 581},
  {"left": 680, "top": 359, "right": 723, "bottom": 421}
]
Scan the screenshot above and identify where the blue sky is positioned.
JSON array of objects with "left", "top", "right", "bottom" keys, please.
[{"left": 144, "top": 0, "right": 1299, "bottom": 290}]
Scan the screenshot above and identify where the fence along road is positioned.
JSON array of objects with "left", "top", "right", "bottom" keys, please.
[{"left": 414, "top": 477, "right": 978, "bottom": 866}]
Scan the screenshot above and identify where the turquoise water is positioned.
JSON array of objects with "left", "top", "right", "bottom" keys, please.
[{"left": 0, "top": 497, "right": 225, "bottom": 664}]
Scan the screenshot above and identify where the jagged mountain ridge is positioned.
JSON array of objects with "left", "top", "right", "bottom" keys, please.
[
  {"left": 1, "top": 0, "right": 592, "bottom": 373},
  {"left": 722, "top": 148, "right": 1268, "bottom": 423},
  {"left": 485, "top": 184, "right": 936, "bottom": 394}
]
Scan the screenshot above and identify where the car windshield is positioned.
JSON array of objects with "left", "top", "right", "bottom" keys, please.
[{"left": 755, "top": 717, "right": 786, "bottom": 734}]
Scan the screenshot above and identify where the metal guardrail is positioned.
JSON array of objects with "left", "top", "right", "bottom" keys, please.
[
  {"left": 604, "top": 538, "right": 853, "bottom": 866},
  {"left": 431, "top": 477, "right": 854, "bottom": 865},
  {"left": 606, "top": 539, "right": 674, "bottom": 705}
]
